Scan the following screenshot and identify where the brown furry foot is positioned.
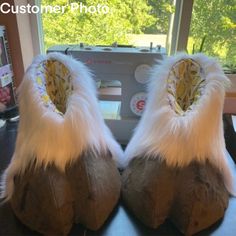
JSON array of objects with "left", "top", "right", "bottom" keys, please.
[
  {"left": 11, "top": 164, "right": 74, "bottom": 236},
  {"left": 122, "top": 157, "right": 176, "bottom": 228},
  {"left": 122, "top": 157, "right": 229, "bottom": 235},
  {"left": 66, "top": 150, "right": 121, "bottom": 230},
  {"left": 10, "top": 150, "right": 121, "bottom": 234}
]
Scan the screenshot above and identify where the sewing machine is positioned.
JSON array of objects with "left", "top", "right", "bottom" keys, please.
[{"left": 47, "top": 44, "right": 166, "bottom": 144}]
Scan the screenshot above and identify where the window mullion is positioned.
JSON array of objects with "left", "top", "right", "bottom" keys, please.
[
  {"left": 28, "top": 0, "right": 44, "bottom": 54},
  {"left": 169, "top": 0, "right": 194, "bottom": 54}
]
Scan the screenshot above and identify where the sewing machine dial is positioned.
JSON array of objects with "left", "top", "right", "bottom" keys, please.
[
  {"left": 134, "top": 64, "right": 151, "bottom": 84},
  {"left": 130, "top": 92, "right": 147, "bottom": 116}
]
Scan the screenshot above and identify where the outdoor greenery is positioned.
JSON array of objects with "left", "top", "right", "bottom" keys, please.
[
  {"left": 42, "top": 0, "right": 173, "bottom": 47},
  {"left": 42, "top": 0, "right": 235, "bottom": 64},
  {"left": 188, "top": 0, "right": 235, "bottom": 64}
]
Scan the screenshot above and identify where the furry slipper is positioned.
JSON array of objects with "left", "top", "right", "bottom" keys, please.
[
  {"left": 122, "top": 54, "right": 235, "bottom": 235},
  {"left": 0, "top": 53, "right": 123, "bottom": 235}
]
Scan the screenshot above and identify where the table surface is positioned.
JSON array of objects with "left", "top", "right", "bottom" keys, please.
[{"left": 0, "top": 121, "right": 236, "bottom": 236}]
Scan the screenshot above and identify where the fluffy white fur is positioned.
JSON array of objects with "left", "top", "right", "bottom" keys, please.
[
  {"left": 0, "top": 52, "right": 123, "bottom": 201},
  {"left": 123, "top": 53, "right": 235, "bottom": 195}
]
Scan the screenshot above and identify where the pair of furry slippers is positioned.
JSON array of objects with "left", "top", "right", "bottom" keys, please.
[{"left": 0, "top": 53, "right": 234, "bottom": 235}]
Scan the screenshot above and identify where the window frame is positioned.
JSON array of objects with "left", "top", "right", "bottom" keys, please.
[
  {"left": 169, "top": 0, "right": 194, "bottom": 54},
  {"left": 28, "top": 0, "right": 45, "bottom": 54}
]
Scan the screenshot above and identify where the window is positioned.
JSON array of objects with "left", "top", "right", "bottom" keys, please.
[
  {"left": 41, "top": 0, "right": 175, "bottom": 51},
  {"left": 30, "top": 0, "right": 235, "bottom": 65},
  {"left": 187, "top": 0, "right": 236, "bottom": 65}
]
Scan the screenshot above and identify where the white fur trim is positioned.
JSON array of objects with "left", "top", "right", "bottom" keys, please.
[
  {"left": 0, "top": 52, "right": 123, "bottom": 201},
  {"left": 123, "top": 53, "right": 235, "bottom": 195}
]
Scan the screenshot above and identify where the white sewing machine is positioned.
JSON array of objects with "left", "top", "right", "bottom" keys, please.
[{"left": 48, "top": 44, "right": 166, "bottom": 144}]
